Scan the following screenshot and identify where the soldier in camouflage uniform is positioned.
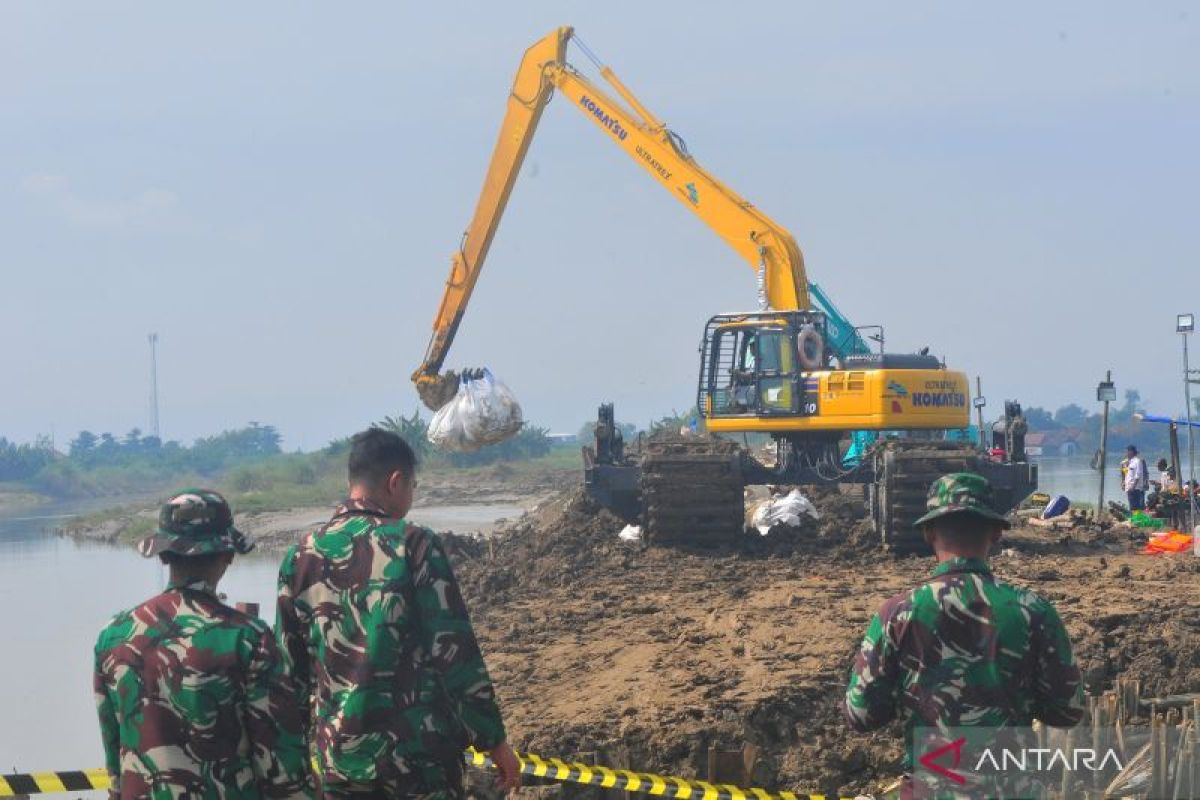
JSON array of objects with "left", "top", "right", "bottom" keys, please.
[
  {"left": 276, "top": 428, "right": 521, "bottom": 799},
  {"left": 94, "top": 489, "right": 313, "bottom": 800},
  {"left": 843, "top": 473, "right": 1083, "bottom": 798}
]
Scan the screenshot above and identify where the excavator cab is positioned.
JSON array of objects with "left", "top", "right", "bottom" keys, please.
[{"left": 700, "top": 311, "right": 829, "bottom": 421}]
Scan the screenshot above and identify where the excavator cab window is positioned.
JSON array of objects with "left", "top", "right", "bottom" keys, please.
[
  {"left": 708, "top": 325, "right": 798, "bottom": 416},
  {"left": 723, "top": 329, "right": 757, "bottom": 412},
  {"left": 755, "top": 328, "right": 795, "bottom": 413}
]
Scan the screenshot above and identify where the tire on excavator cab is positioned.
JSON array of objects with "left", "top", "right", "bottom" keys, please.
[
  {"left": 640, "top": 433, "right": 744, "bottom": 547},
  {"left": 869, "top": 440, "right": 982, "bottom": 554}
]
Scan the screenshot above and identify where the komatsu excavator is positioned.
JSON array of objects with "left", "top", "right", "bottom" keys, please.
[{"left": 412, "top": 26, "right": 1036, "bottom": 551}]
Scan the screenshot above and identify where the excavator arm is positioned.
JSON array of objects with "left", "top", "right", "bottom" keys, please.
[{"left": 412, "top": 26, "right": 809, "bottom": 410}]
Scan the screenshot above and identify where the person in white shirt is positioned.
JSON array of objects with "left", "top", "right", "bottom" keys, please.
[{"left": 1123, "top": 445, "right": 1149, "bottom": 511}]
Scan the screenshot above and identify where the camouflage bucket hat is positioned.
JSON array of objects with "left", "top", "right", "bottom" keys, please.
[
  {"left": 138, "top": 488, "right": 255, "bottom": 558},
  {"left": 913, "top": 472, "right": 1012, "bottom": 529}
]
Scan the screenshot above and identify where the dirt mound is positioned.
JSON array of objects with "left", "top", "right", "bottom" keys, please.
[
  {"left": 456, "top": 490, "right": 631, "bottom": 600},
  {"left": 453, "top": 487, "right": 908, "bottom": 794},
  {"left": 451, "top": 492, "right": 1200, "bottom": 797},
  {"left": 1066, "top": 560, "right": 1200, "bottom": 698}
]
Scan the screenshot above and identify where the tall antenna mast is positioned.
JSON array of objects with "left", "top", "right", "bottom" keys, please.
[{"left": 148, "top": 332, "right": 160, "bottom": 439}]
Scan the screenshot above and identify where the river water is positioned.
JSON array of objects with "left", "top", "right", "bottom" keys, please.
[
  {"left": 0, "top": 458, "right": 1116, "bottom": 790},
  {"left": 1036, "top": 455, "right": 1132, "bottom": 507},
  {"left": 0, "top": 499, "right": 523, "bottom": 795}
]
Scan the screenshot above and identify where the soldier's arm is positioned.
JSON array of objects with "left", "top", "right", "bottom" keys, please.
[
  {"left": 242, "top": 622, "right": 315, "bottom": 800},
  {"left": 1030, "top": 600, "right": 1084, "bottom": 727},
  {"left": 409, "top": 526, "right": 507, "bottom": 750},
  {"left": 274, "top": 545, "right": 312, "bottom": 736},
  {"left": 93, "top": 642, "right": 120, "bottom": 800},
  {"left": 843, "top": 610, "right": 902, "bottom": 732}
]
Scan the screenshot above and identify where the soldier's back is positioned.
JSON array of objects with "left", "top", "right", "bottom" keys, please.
[
  {"left": 94, "top": 580, "right": 275, "bottom": 799},
  {"left": 277, "top": 503, "right": 492, "bottom": 796},
  {"left": 880, "top": 557, "right": 1062, "bottom": 728}
]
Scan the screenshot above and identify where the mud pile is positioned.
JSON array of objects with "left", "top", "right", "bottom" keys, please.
[
  {"left": 452, "top": 489, "right": 1200, "bottom": 797},
  {"left": 1064, "top": 559, "right": 1200, "bottom": 697},
  {"left": 456, "top": 491, "right": 630, "bottom": 599}
]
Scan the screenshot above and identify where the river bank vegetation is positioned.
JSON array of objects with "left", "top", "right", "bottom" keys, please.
[
  {"left": 6, "top": 388, "right": 1191, "bottom": 510},
  {"left": 0, "top": 411, "right": 558, "bottom": 506}
]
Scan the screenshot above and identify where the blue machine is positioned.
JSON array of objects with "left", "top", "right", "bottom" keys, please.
[
  {"left": 809, "top": 281, "right": 872, "bottom": 360},
  {"left": 808, "top": 282, "right": 878, "bottom": 466}
]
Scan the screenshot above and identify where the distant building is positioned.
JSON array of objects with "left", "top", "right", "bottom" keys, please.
[
  {"left": 1026, "top": 428, "right": 1082, "bottom": 457},
  {"left": 547, "top": 432, "right": 579, "bottom": 445}
]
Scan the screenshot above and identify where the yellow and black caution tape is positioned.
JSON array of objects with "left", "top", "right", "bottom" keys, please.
[
  {"left": 465, "top": 748, "right": 853, "bottom": 800},
  {"left": 0, "top": 769, "right": 108, "bottom": 796},
  {"left": 2, "top": 750, "right": 853, "bottom": 800}
]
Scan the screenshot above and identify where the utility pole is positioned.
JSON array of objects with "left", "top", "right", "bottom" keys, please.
[
  {"left": 973, "top": 376, "right": 986, "bottom": 449},
  {"left": 1097, "top": 371, "right": 1115, "bottom": 522},
  {"left": 148, "top": 333, "right": 160, "bottom": 440}
]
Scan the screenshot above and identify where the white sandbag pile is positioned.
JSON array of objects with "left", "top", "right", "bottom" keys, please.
[{"left": 750, "top": 488, "right": 820, "bottom": 535}]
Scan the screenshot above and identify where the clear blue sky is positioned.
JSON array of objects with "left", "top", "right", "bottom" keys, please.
[{"left": 3, "top": 3, "right": 1196, "bottom": 450}]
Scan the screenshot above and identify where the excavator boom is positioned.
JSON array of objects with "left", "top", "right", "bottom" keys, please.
[
  {"left": 412, "top": 27, "right": 570, "bottom": 409},
  {"left": 413, "top": 26, "right": 808, "bottom": 409}
]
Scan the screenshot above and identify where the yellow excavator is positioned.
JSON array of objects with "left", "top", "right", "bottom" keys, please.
[{"left": 412, "top": 26, "right": 1035, "bottom": 550}]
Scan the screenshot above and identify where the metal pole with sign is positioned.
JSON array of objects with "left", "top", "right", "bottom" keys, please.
[
  {"left": 1097, "top": 372, "right": 1116, "bottom": 522},
  {"left": 974, "top": 376, "right": 987, "bottom": 450},
  {"left": 1178, "top": 313, "right": 1196, "bottom": 549}
]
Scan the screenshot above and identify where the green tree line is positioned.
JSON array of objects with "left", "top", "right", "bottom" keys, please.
[{"left": 1, "top": 413, "right": 559, "bottom": 498}]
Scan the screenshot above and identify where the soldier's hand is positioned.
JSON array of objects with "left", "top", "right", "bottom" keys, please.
[{"left": 490, "top": 740, "right": 522, "bottom": 793}]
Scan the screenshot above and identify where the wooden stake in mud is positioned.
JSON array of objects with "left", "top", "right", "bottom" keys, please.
[
  {"left": 1152, "top": 710, "right": 1161, "bottom": 796},
  {"left": 1090, "top": 696, "right": 1103, "bottom": 794},
  {"left": 1191, "top": 737, "right": 1199, "bottom": 799},
  {"left": 1060, "top": 726, "right": 1075, "bottom": 798},
  {"left": 1171, "top": 720, "right": 1193, "bottom": 800}
]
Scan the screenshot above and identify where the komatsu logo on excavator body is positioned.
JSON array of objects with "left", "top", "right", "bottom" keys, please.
[
  {"left": 912, "top": 391, "right": 967, "bottom": 408},
  {"left": 910, "top": 379, "right": 965, "bottom": 408},
  {"left": 580, "top": 96, "right": 627, "bottom": 141}
]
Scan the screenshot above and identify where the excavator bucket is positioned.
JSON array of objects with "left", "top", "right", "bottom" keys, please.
[{"left": 415, "top": 370, "right": 461, "bottom": 412}]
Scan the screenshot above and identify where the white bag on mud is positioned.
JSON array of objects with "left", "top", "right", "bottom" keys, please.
[
  {"left": 751, "top": 489, "right": 819, "bottom": 535},
  {"left": 427, "top": 369, "right": 524, "bottom": 453},
  {"left": 617, "top": 524, "right": 643, "bottom": 543}
]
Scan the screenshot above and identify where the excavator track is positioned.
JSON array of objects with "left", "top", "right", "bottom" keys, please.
[
  {"left": 870, "top": 440, "right": 982, "bottom": 553},
  {"left": 640, "top": 435, "right": 744, "bottom": 547}
]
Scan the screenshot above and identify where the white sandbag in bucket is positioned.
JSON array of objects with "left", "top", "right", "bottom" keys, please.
[
  {"left": 428, "top": 369, "right": 523, "bottom": 452},
  {"left": 750, "top": 489, "right": 819, "bottom": 535}
]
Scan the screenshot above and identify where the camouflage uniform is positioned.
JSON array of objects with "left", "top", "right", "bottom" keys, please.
[
  {"left": 843, "top": 475, "right": 1083, "bottom": 797},
  {"left": 94, "top": 489, "right": 312, "bottom": 800},
  {"left": 275, "top": 499, "right": 506, "bottom": 799}
]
